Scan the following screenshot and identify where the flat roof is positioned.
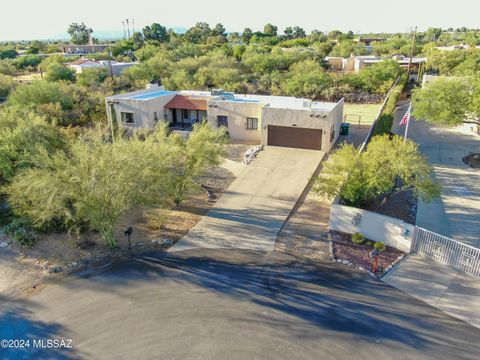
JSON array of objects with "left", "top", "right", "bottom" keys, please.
[{"left": 108, "top": 88, "right": 341, "bottom": 111}]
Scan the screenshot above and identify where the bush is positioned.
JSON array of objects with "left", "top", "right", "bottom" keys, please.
[
  {"left": 144, "top": 208, "right": 168, "bottom": 230},
  {"left": 373, "top": 114, "right": 393, "bottom": 135},
  {"left": 366, "top": 240, "right": 375, "bottom": 247},
  {"left": 374, "top": 241, "right": 386, "bottom": 252},
  {"left": 3, "top": 217, "right": 37, "bottom": 247},
  {"left": 352, "top": 232, "right": 365, "bottom": 244},
  {"left": 12, "top": 227, "right": 37, "bottom": 247}
]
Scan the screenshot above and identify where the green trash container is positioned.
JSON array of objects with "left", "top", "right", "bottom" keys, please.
[{"left": 340, "top": 123, "right": 350, "bottom": 135}]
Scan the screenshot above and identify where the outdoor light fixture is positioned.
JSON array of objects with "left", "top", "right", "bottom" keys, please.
[{"left": 124, "top": 227, "right": 133, "bottom": 250}]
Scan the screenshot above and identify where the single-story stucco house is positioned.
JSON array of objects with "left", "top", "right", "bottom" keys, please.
[{"left": 105, "top": 84, "right": 344, "bottom": 152}]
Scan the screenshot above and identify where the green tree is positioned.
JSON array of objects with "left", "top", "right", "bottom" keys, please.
[
  {"left": 0, "top": 48, "right": 18, "bottom": 59},
  {"left": 314, "top": 135, "right": 440, "bottom": 207},
  {"left": 212, "top": 23, "right": 226, "bottom": 37},
  {"left": 184, "top": 22, "right": 212, "bottom": 44},
  {"left": 0, "top": 107, "right": 66, "bottom": 185},
  {"left": 142, "top": 23, "right": 169, "bottom": 43},
  {"left": 131, "top": 32, "right": 145, "bottom": 50},
  {"left": 7, "top": 127, "right": 172, "bottom": 249},
  {"left": 263, "top": 23, "right": 278, "bottom": 37},
  {"left": 412, "top": 76, "right": 479, "bottom": 126},
  {"left": 242, "top": 28, "right": 253, "bottom": 43},
  {"left": 77, "top": 67, "right": 109, "bottom": 88},
  {"left": 0, "top": 75, "right": 15, "bottom": 100},
  {"left": 44, "top": 62, "right": 76, "bottom": 82},
  {"left": 292, "top": 26, "right": 306, "bottom": 39},
  {"left": 165, "top": 122, "right": 226, "bottom": 205},
  {"left": 67, "top": 22, "right": 93, "bottom": 45},
  {"left": 282, "top": 60, "right": 332, "bottom": 98}
]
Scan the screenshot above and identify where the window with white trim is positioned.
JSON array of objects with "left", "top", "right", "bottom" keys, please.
[
  {"left": 120, "top": 112, "right": 135, "bottom": 124},
  {"left": 246, "top": 117, "right": 258, "bottom": 130}
]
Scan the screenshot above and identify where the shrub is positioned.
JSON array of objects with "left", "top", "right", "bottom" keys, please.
[
  {"left": 352, "top": 232, "right": 365, "bottom": 244},
  {"left": 374, "top": 241, "right": 386, "bottom": 252},
  {"left": 12, "top": 227, "right": 37, "bottom": 247},
  {"left": 144, "top": 208, "right": 168, "bottom": 230},
  {"left": 373, "top": 114, "right": 393, "bottom": 135},
  {"left": 366, "top": 240, "right": 374, "bottom": 247},
  {"left": 3, "top": 217, "right": 37, "bottom": 247}
]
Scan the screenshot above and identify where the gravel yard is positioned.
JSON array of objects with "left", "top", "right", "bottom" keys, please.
[
  {"left": 224, "top": 141, "right": 258, "bottom": 162},
  {"left": 331, "top": 230, "right": 404, "bottom": 276},
  {"left": 1, "top": 165, "right": 236, "bottom": 299}
]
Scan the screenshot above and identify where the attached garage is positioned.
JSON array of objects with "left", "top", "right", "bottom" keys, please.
[{"left": 267, "top": 125, "right": 323, "bottom": 150}]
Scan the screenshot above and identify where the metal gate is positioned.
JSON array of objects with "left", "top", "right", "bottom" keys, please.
[{"left": 412, "top": 227, "right": 480, "bottom": 278}]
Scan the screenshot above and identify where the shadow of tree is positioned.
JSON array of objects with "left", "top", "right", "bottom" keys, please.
[
  {"left": 0, "top": 295, "right": 88, "bottom": 359},
  {"left": 57, "top": 249, "right": 480, "bottom": 358}
]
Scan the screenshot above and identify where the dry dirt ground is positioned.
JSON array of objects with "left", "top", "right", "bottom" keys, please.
[{"left": 0, "top": 148, "right": 247, "bottom": 299}]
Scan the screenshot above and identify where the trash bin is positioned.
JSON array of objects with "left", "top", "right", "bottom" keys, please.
[{"left": 340, "top": 123, "right": 350, "bottom": 135}]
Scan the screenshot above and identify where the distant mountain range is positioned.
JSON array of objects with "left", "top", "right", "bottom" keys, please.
[{"left": 50, "top": 27, "right": 188, "bottom": 41}]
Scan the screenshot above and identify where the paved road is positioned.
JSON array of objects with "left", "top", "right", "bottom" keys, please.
[
  {"left": 172, "top": 147, "right": 325, "bottom": 252},
  {"left": 383, "top": 254, "right": 480, "bottom": 329},
  {"left": 2, "top": 249, "right": 480, "bottom": 360},
  {"left": 392, "top": 104, "right": 480, "bottom": 247}
]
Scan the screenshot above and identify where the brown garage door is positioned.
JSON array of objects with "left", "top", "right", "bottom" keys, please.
[{"left": 267, "top": 125, "right": 322, "bottom": 150}]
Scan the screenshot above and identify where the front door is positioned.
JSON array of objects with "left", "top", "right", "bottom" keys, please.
[{"left": 182, "top": 109, "right": 189, "bottom": 128}]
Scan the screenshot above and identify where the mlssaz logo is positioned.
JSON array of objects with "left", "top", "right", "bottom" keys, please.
[{"left": 33, "top": 339, "right": 73, "bottom": 349}]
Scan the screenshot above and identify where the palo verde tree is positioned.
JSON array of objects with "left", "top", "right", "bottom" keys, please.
[
  {"left": 412, "top": 76, "right": 480, "bottom": 127},
  {"left": 165, "top": 122, "right": 226, "bottom": 206},
  {"left": 7, "top": 126, "right": 173, "bottom": 249},
  {"left": 314, "top": 135, "right": 440, "bottom": 207}
]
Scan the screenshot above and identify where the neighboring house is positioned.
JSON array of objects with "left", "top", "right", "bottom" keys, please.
[
  {"left": 67, "top": 59, "right": 103, "bottom": 73},
  {"left": 435, "top": 44, "right": 478, "bottom": 51},
  {"left": 105, "top": 85, "right": 344, "bottom": 152},
  {"left": 98, "top": 60, "right": 138, "bottom": 76},
  {"left": 61, "top": 44, "right": 109, "bottom": 55},
  {"left": 325, "top": 55, "right": 427, "bottom": 75},
  {"left": 67, "top": 58, "right": 138, "bottom": 75}
]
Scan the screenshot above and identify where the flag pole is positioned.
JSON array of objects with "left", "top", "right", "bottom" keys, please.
[{"left": 404, "top": 104, "right": 411, "bottom": 143}]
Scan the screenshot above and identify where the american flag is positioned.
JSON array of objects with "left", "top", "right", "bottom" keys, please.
[{"left": 399, "top": 105, "right": 411, "bottom": 126}]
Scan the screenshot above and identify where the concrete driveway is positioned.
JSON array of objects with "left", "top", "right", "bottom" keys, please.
[
  {"left": 171, "top": 147, "right": 325, "bottom": 252},
  {"left": 383, "top": 254, "right": 480, "bottom": 329},
  {"left": 3, "top": 250, "right": 480, "bottom": 360},
  {"left": 392, "top": 105, "right": 480, "bottom": 247}
]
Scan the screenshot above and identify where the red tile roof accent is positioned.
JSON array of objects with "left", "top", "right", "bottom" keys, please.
[
  {"left": 68, "top": 59, "right": 99, "bottom": 65},
  {"left": 165, "top": 95, "right": 208, "bottom": 111}
]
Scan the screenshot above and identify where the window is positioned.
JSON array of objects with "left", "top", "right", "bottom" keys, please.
[
  {"left": 120, "top": 112, "right": 135, "bottom": 124},
  {"left": 246, "top": 117, "right": 258, "bottom": 130},
  {"left": 153, "top": 112, "right": 158, "bottom": 124},
  {"left": 217, "top": 115, "right": 228, "bottom": 127}
]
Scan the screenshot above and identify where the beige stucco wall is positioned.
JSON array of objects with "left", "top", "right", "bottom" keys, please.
[
  {"left": 260, "top": 99, "right": 344, "bottom": 152},
  {"left": 329, "top": 203, "right": 413, "bottom": 252},
  {"left": 106, "top": 93, "right": 176, "bottom": 129},
  {"left": 206, "top": 100, "right": 263, "bottom": 143}
]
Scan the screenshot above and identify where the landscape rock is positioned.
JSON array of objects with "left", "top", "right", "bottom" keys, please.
[
  {"left": 243, "top": 145, "right": 264, "bottom": 165},
  {"left": 161, "top": 239, "right": 173, "bottom": 247},
  {"left": 48, "top": 265, "right": 63, "bottom": 274},
  {"left": 0, "top": 241, "right": 10, "bottom": 249}
]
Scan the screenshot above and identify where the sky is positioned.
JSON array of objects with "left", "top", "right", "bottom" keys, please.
[{"left": 1, "top": 0, "right": 480, "bottom": 41}]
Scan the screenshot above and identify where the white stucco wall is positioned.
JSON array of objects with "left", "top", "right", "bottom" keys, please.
[
  {"left": 206, "top": 100, "right": 263, "bottom": 143},
  {"left": 329, "top": 204, "right": 414, "bottom": 252}
]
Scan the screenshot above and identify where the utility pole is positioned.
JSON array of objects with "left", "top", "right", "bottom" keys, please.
[
  {"left": 126, "top": 19, "right": 130, "bottom": 39},
  {"left": 406, "top": 26, "right": 417, "bottom": 81}
]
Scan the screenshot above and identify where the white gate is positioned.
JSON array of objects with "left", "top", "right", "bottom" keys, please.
[{"left": 412, "top": 227, "right": 480, "bottom": 278}]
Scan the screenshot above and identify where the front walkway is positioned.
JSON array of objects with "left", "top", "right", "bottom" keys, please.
[
  {"left": 383, "top": 254, "right": 480, "bottom": 329},
  {"left": 171, "top": 147, "right": 325, "bottom": 252},
  {"left": 392, "top": 104, "right": 480, "bottom": 248}
]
